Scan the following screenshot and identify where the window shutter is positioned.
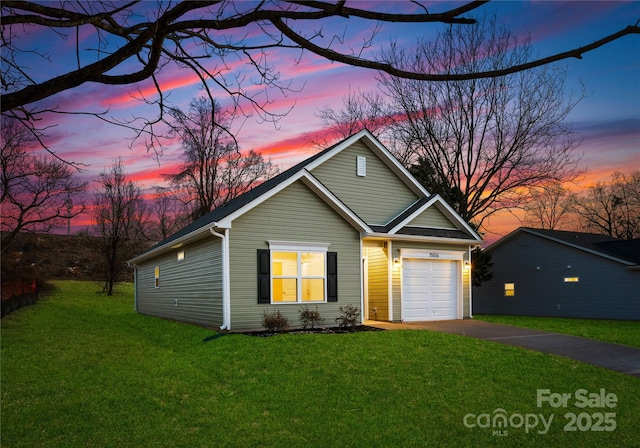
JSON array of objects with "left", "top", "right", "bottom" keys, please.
[
  {"left": 327, "top": 251, "right": 338, "bottom": 302},
  {"left": 257, "top": 249, "right": 270, "bottom": 303}
]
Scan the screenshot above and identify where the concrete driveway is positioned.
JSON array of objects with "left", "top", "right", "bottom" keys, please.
[{"left": 365, "top": 319, "right": 640, "bottom": 377}]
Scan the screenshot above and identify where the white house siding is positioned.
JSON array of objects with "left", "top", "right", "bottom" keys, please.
[
  {"left": 228, "top": 180, "right": 362, "bottom": 331},
  {"left": 135, "top": 236, "right": 223, "bottom": 327},
  {"left": 310, "top": 140, "right": 418, "bottom": 226}
]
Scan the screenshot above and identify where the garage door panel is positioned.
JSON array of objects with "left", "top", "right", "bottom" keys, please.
[{"left": 403, "top": 259, "right": 457, "bottom": 322}]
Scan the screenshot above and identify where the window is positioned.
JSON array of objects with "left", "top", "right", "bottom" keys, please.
[
  {"left": 564, "top": 277, "right": 579, "bottom": 283},
  {"left": 177, "top": 251, "right": 185, "bottom": 261},
  {"left": 257, "top": 244, "right": 337, "bottom": 304},
  {"left": 272, "top": 251, "right": 325, "bottom": 303},
  {"left": 154, "top": 266, "right": 160, "bottom": 288},
  {"left": 504, "top": 283, "right": 515, "bottom": 297}
]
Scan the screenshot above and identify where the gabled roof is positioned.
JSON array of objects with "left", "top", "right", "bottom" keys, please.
[
  {"left": 488, "top": 227, "right": 639, "bottom": 266},
  {"left": 368, "top": 194, "right": 481, "bottom": 242},
  {"left": 130, "top": 130, "right": 481, "bottom": 263}
]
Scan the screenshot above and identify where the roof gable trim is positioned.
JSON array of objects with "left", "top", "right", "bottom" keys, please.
[{"left": 388, "top": 195, "right": 482, "bottom": 241}]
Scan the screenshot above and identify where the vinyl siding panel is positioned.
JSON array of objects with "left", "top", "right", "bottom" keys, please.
[
  {"left": 365, "top": 241, "right": 389, "bottom": 321},
  {"left": 311, "top": 140, "right": 418, "bottom": 225},
  {"left": 135, "top": 237, "right": 223, "bottom": 327},
  {"left": 228, "top": 180, "right": 362, "bottom": 330},
  {"left": 407, "top": 206, "right": 457, "bottom": 229},
  {"left": 473, "top": 232, "right": 640, "bottom": 319}
]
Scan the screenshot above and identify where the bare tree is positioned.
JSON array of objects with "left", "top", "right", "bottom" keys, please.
[
  {"left": 146, "top": 187, "right": 190, "bottom": 241},
  {"left": 1, "top": 1, "right": 637, "bottom": 152},
  {"left": 321, "top": 16, "right": 584, "bottom": 228},
  {"left": 523, "top": 182, "right": 577, "bottom": 230},
  {"left": 573, "top": 171, "right": 640, "bottom": 239},
  {"left": 315, "top": 89, "right": 395, "bottom": 148},
  {"left": 164, "top": 98, "right": 277, "bottom": 220},
  {"left": 1, "top": 117, "right": 87, "bottom": 253},
  {"left": 94, "top": 158, "right": 148, "bottom": 295}
]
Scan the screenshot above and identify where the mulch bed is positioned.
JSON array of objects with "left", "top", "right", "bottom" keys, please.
[{"left": 242, "top": 325, "right": 385, "bottom": 337}]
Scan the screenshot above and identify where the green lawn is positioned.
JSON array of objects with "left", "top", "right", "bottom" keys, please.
[
  {"left": 475, "top": 315, "right": 640, "bottom": 349},
  {"left": 2, "top": 281, "right": 639, "bottom": 447}
]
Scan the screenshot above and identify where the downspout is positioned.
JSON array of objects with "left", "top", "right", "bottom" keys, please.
[
  {"left": 210, "top": 227, "right": 231, "bottom": 331},
  {"left": 468, "top": 246, "right": 473, "bottom": 319}
]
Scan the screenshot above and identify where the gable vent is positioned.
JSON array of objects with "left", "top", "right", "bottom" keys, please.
[{"left": 357, "top": 156, "right": 366, "bottom": 177}]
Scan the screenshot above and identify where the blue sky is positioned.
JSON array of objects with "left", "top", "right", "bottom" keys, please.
[{"left": 11, "top": 1, "right": 639, "bottom": 238}]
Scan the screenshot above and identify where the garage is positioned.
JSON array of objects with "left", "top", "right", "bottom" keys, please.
[{"left": 402, "top": 258, "right": 458, "bottom": 321}]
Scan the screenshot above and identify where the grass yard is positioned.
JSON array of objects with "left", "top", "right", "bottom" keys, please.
[
  {"left": 475, "top": 315, "right": 640, "bottom": 349},
  {"left": 2, "top": 281, "right": 640, "bottom": 447}
]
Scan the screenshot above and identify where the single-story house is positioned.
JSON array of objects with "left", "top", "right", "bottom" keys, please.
[
  {"left": 473, "top": 227, "right": 640, "bottom": 320},
  {"left": 129, "top": 130, "right": 483, "bottom": 331}
]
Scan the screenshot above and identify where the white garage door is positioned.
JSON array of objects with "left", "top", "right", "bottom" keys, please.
[{"left": 403, "top": 259, "right": 457, "bottom": 321}]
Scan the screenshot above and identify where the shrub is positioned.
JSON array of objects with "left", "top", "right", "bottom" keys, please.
[
  {"left": 335, "top": 305, "right": 360, "bottom": 330},
  {"left": 262, "top": 309, "right": 289, "bottom": 332},
  {"left": 299, "top": 305, "right": 324, "bottom": 329}
]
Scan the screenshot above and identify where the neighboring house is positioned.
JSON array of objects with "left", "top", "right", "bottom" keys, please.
[
  {"left": 129, "top": 130, "right": 483, "bottom": 331},
  {"left": 473, "top": 227, "right": 640, "bottom": 320}
]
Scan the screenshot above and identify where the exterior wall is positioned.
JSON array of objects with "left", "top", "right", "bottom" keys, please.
[
  {"left": 364, "top": 241, "right": 389, "bottom": 321},
  {"left": 473, "top": 232, "right": 640, "bottom": 320},
  {"left": 407, "top": 206, "right": 457, "bottom": 229},
  {"left": 135, "top": 236, "right": 223, "bottom": 327},
  {"left": 392, "top": 241, "right": 471, "bottom": 320},
  {"left": 228, "top": 180, "right": 362, "bottom": 330},
  {"left": 311, "top": 140, "right": 418, "bottom": 225}
]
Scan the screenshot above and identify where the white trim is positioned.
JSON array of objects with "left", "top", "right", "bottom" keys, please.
[
  {"left": 366, "top": 232, "right": 483, "bottom": 246},
  {"left": 268, "top": 241, "right": 330, "bottom": 252},
  {"left": 216, "top": 170, "right": 371, "bottom": 234},
  {"left": 388, "top": 195, "right": 482, "bottom": 242},
  {"left": 299, "top": 173, "right": 371, "bottom": 233},
  {"left": 400, "top": 256, "right": 464, "bottom": 322},
  {"left": 269, "top": 247, "right": 328, "bottom": 304},
  {"left": 360, "top": 238, "right": 369, "bottom": 324},
  {"left": 210, "top": 228, "right": 231, "bottom": 330},
  {"left": 388, "top": 240, "right": 394, "bottom": 322},
  {"left": 304, "top": 130, "right": 431, "bottom": 197}
]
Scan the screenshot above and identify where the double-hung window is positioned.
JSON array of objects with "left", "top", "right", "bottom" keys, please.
[
  {"left": 272, "top": 251, "right": 325, "bottom": 302},
  {"left": 258, "top": 242, "right": 337, "bottom": 304}
]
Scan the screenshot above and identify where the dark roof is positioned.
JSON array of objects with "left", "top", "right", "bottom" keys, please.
[
  {"left": 503, "top": 228, "right": 639, "bottom": 265},
  {"left": 140, "top": 138, "right": 344, "bottom": 255},
  {"left": 396, "top": 227, "right": 477, "bottom": 240},
  {"left": 595, "top": 239, "right": 640, "bottom": 264}
]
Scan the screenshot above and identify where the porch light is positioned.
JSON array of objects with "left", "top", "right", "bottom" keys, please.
[
  {"left": 464, "top": 260, "right": 471, "bottom": 269},
  {"left": 393, "top": 257, "right": 400, "bottom": 267}
]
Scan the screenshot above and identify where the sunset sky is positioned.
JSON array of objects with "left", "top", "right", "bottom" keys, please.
[{"left": 13, "top": 1, "right": 640, "bottom": 243}]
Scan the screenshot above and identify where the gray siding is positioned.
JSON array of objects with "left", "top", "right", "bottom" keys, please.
[
  {"left": 135, "top": 237, "right": 223, "bottom": 327},
  {"left": 364, "top": 241, "right": 389, "bottom": 321},
  {"left": 311, "top": 140, "right": 418, "bottom": 225},
  {"left": 473, "top": 232, "right": 640, "bottom": 319},
  {"left": 407, "top": 206, "right": 456, "bottom": 229},
  {"left": 228, "top": 180, "right": 362, "bottom": 330}
]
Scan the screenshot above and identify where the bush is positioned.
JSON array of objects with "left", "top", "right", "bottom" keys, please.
[
  {"left": 335, "top": 305, "right": 360, "bottom": 330},
  {"left": 299, "top": 306, "right": 324, "bottom": 329},
  {"left": 262, "top": 309, "right": 289, "bottom": 332}
]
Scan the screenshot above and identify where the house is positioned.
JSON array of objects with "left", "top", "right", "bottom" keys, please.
[
  {"left": 473, "top": 227, "right": 640, "bottom": 320},
  {"left": 129, "top": 130, "right": 483, "bottom": 331}
]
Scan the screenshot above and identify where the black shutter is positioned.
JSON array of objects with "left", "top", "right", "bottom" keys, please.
[
  {"left": 257, "top": 249, "right": 270, "bottom": 304},
  {"left": 327, "top": 251, "right": 338, "bottom": 302}
]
